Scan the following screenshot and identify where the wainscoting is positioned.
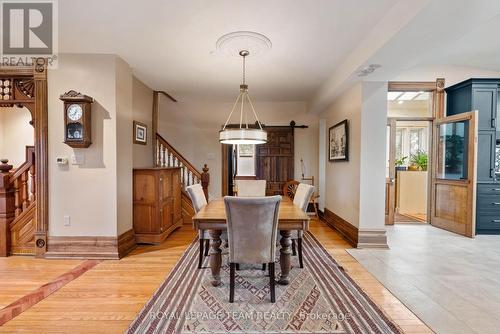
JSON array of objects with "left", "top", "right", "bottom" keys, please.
[{"left": 44, "top": 228, "right": 136, "bottom": 259}]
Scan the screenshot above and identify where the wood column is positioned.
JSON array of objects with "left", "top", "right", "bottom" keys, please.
[
  {"left": 201, "top": 164, "right": 210, "bottom": 201},
  {"left": 152, "top": 91, "right": 159, "bottom": 165},
  {"left": 33, "top": 59, "right": 48, "bottom": 257},
  {"left": 0, "top": 160, "right": 14, "bottom": 257},
  {"left": 435, "top": 78, "right": 445, "bottom": 118}
]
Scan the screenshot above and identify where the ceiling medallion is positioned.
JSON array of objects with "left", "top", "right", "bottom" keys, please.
[{"left": 216, "top": 31, "right": 272, "bottom": 58}]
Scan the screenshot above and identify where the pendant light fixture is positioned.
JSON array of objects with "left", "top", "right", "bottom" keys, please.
[{"left": 219, "top": 50, "right": 267, "bottom": 145}]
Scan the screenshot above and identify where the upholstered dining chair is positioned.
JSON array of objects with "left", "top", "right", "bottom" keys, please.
[
  {"left": 286, "top": 183, "right": 315, "bottom": 268},
  {"left": 224, "top": 195, "right": 281, "bottom": 303},
  {"left": 235, "top": 180, "right": 267, "bottom": 197},
  {"left": 186, "top": 184, "right": 227, "bottom": 269}
]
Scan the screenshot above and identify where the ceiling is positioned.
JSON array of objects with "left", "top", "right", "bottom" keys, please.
[
  {"left": 58, "top": 0, "right": 500, "bottom": 111},
  {"left": 58, "top": 0, "right": 398, "bottom": 101}
]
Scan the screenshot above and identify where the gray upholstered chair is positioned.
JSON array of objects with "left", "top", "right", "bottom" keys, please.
[
  {"left": 224, "top": 195, "right": 281, "bottom": 303},
  {"left": 186, "top": 184, "right": 227, "bottom": 269},
  {"left": 235, "top": 180, "right": 266, "bottom": 197},
  {"left": 287, "top": 183, "right": 315, "bottom": 268}
]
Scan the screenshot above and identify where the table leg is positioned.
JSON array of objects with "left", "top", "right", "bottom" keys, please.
[
  {"left": 209, "top": 229, "right": 222, "bottom": 287},
  {"left": 278, "top": 230, "right": 292, "bottom": 285}
]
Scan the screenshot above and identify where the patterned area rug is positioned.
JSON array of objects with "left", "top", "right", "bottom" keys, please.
[{"left": 127, "top": 233, "right": 402, "bottom": 334}]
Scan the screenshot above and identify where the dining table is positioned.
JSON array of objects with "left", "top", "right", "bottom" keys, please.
[{"left": 192, "top": 197, "right": 310, "bottom": 286}]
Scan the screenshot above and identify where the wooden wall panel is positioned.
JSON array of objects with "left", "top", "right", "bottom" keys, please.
[{"left": 434, "top": 184, "right": 467, "bottom": 225}]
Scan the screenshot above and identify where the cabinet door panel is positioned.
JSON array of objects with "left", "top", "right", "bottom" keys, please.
[
  {"left": 172, "top": 169, "right": 182, "bottom": 222},
  {"left": 160, "top": 202, "right": 173, "bottom": 232},
  {"left": 160, "top": 171, "right": 172, "bottom": 199},
  {"left": 134, "top": 174, "right": 156, "bottom": 203},
  {"left": 133, "top": 205, "right": 156, "bottom": 233},
  {"left": 477, "top": 131, "right": 495, "bottom": 182},
  {"left": 473, "top": 88, "right": 497, "bottom": 131}
]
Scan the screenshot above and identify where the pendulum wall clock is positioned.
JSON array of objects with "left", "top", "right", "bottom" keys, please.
[{"left": 60, "top": 90, "right": 94, "bottom": 148}]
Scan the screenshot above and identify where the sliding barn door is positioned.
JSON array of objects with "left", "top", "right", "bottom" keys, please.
[
  {"left": 430, "top": 111, "right": 478, "bottom": 237},
  {"left": 256, "top": 127, "right": 294, "bottom": 195}
]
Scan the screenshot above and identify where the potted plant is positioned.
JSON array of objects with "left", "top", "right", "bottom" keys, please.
[
  {"left": 409, "top": 150, "right": 428, "bottom": 171},
  {"left": 395, "top": 156, "right": 408, "bottom": 171}
]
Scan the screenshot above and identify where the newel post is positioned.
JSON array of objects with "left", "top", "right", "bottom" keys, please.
[
  {"left": 0, "top": 159, "right": 15, "bottom": 257},
  {"left": 201, "top": 164, "right": 210, "bottom": 201}
]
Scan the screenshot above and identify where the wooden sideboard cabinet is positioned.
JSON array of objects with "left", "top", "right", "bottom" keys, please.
[{"left": 133, "top": 167, "right": 183, "bottom": 243}]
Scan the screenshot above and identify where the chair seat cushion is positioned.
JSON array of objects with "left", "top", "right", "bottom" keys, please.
[{"left": 199, "top": 229, "right": 228, "bottom": 240}]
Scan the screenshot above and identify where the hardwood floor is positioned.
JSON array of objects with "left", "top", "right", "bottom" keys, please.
[{"left": 0, "top": 219, "right": 432, "bottom": 333}]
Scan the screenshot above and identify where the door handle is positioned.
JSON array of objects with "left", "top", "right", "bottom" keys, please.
[
  {"left": 492, "top": 220, "right": 500, "bottom": 223},
  {"left": 492, "top": 202, "right": 500, "bottom": 205},
  {"left": 492, "top": 118, "right": 496, "bottom": 128}
]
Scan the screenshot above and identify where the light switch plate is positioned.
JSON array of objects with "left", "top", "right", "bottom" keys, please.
[
  {"left": 207, "top": 153, "right": 215, "bottom": 160},
  {"left": 63, "top": 215, "right": 71, "bottom": 226},
  {"left": 71, "top": 153, "right": 85, "bottom": 165}
]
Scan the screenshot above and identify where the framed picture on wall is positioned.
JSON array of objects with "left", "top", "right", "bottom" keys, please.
[
  {"left": 133, "top": 121, "right": 147, "bottom": 145},
  {"left": 329, "top": 119, "right": 348, "bottom": 162},
  {"left": 238, "top": 144, "right": 254, "bottom": 157}
]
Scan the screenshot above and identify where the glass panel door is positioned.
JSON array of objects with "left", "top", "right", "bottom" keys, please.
[{"left": 436, "top": 120, "right": 468, "bottom": 180}]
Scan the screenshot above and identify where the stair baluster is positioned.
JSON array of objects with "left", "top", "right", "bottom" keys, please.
[{"left": 154, "top": 133, "right": 209, "bottom": 198}]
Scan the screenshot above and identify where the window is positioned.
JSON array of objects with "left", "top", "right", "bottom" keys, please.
[{"left": 394, "top": 125, "right": 428, "bottom": 163}]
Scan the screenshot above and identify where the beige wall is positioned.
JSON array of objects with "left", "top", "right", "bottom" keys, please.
[
  {"left": 158, "top": 98, "right": 319, "bottom": 197},
  {"left": 320, "top": 84, "right": 362, "bottom": 226},
  {"left": 319, "top": 81, "right": 388, "bottom": 232},
  {"left": 0, "top": 107, "right": 34, "bottom": 168},
  {"left": 132, "top": 77, "right": 154, "bottom": 168},
  {"left": 47, "top": 54, "right": 154, "bottom": 237},
  {"left": 115, "top": 57, "right": 134, "bottom": 235},
  {"left": 48, "top": 54, "right": 118, "bottom": 237}
]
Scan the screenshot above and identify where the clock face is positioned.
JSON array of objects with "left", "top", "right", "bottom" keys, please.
[{"left": 67, "top": 104, "right": 83, "bottom": 121}]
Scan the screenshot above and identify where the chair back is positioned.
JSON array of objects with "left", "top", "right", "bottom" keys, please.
[
  {"left": 235, "top": 180, "right": 266, "bottom": 197},
  {"left": 186, "top": 184, "right": 207, "bottom": 213},
  {"left": 224, "top": 196, "right": 281, "bottom": 264},
  {"left": 293, "top": 183, "right": 315, "bottom": 212}
]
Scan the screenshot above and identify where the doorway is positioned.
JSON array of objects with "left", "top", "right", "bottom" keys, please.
[
  {"left": 221, "top": 126, "right": 294, "bottom": 196},
  {"left": 386, "top": 79, "right": 478, "bottom": 238},
  {"left": 386, "top": 82, "right": 438, "bottom": 226},
  {"left": 388, "top": 119, "right": 432, "bottom": 224},
  {"left": 0, "top": 106, "right": 36, "bottom": 254},
  {"left": 0, "top": 63, "right": 49, "bottom": 257}
]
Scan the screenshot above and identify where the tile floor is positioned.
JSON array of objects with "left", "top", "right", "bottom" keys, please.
[{"left": 348, "top": 224, "right": 500, "bottom": 334}]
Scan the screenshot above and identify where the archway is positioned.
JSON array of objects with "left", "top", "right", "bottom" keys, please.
[{"left": 0, "top": 62, "right": 48, "bottom": 257}]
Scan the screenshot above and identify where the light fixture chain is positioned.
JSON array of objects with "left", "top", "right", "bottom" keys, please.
[{"left": 242, "top": 55, "right": 246, "bottom": 85}]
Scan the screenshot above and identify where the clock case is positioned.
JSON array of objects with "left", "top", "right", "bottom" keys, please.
[{"left": 60, "top": 90, "right": 94, "bottom": 148}]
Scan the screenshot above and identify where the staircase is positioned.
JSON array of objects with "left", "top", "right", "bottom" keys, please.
[
  {"left": 155, "top": 133, "right": 209, "bottom": 224},
  {"left": 0, "top": 146, "right": 36, "bottom": 256}
]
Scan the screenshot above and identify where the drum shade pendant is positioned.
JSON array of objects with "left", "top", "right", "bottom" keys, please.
[{"left": 219, "top": 50, "right": 267, "bottom": 145}]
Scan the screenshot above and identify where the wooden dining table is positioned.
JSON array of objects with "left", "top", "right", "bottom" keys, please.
[{"left": 192, "top": 197, "right": 310, "bottom": 286}]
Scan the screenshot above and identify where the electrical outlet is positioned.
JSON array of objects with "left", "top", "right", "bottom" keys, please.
[{"left": 63, "top": 215, "right": 71, "bottom": 226}]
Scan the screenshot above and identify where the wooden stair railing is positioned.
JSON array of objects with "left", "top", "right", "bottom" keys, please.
[
  {"left": 155, "top": 133, "right": 210, "bottom": 199},
  {"left": 0, "top": 147, "right": 36, "bottom": 256},
  {"left": 155, "top": 133, "right": 209, "bottom": 225}
]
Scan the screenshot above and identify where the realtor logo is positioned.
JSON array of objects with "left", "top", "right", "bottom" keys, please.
[{"left": 1, "top": 0, "right": 58, "bottom": 67}]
